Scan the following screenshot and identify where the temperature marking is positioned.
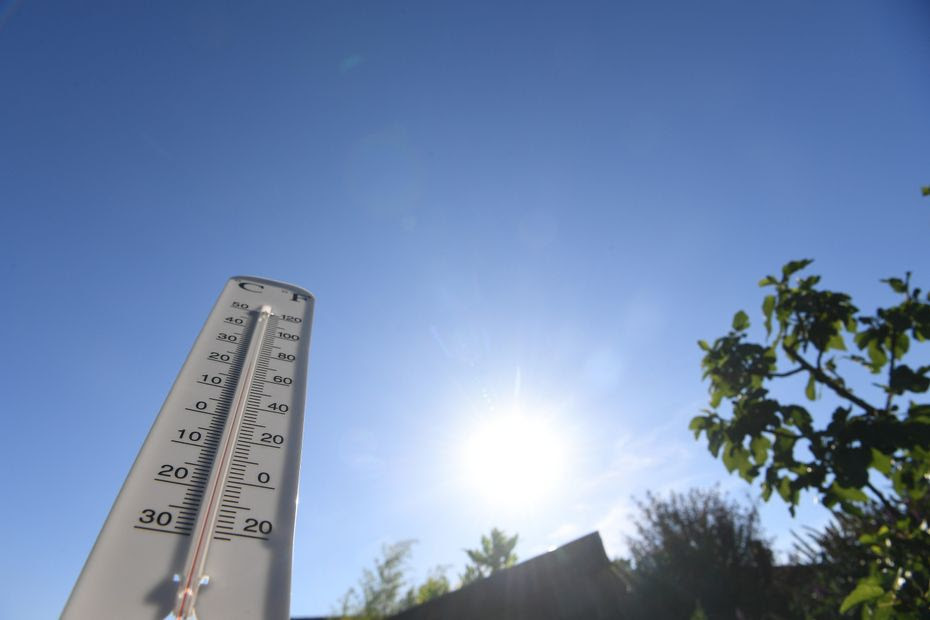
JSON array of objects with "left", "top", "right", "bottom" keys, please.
[
  {"left": 173, "top": 304, "right": 274, "bottom": 619},
  {"left": 63, "top": 277, "right": 314, "bottom": 620}
]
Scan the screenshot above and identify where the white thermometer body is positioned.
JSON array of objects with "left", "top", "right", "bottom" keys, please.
[{"left": 64, "top": 276, "right": 314, "bottom": 620}]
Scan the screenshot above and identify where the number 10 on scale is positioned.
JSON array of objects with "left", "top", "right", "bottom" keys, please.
[{"left": 64, "top": 277, "right": 315, "bottom": 619}]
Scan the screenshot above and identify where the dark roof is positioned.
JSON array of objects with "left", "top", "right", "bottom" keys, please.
[{"left": 388, "top": 532, "right": 629, "bottom": 620}]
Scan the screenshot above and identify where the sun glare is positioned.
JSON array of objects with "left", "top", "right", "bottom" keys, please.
[{"left": 461, "top": 414, "right": 566, "bottom": 508}]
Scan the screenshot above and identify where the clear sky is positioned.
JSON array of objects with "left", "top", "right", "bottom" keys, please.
[{"left": 1, "top": 1, "right": 928, "bottom": 617}]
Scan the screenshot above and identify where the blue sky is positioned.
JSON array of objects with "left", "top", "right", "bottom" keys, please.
[{"left": 1, "top": 1, "right": 929, "bottom": 617}]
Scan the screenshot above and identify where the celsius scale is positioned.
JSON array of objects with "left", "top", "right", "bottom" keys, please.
[{"left": 64, "top": 276, "right": 315, "bottom": 619}]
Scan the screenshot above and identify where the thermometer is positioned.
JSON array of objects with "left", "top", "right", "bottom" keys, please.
[{"left": 63, "top": 276, "right": 315, "bottom": 619}]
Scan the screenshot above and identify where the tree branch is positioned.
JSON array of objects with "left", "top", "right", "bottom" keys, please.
[
  {"left": 784, "top": 345, "right": 880, "bottom": 416},
  {"left": 866, "top": 481, "right": 902, "bottom": 518},
  {"left": 771, "top": 367, "right": 804, "bottom": 378}
]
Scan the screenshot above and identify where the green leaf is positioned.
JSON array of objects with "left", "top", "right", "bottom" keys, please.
[
  {"left": 760, "top": 482, "right": 773, "bottom": 501},
  {"left": 857, "top": 525, "right": 888, "bottom": 545},
  {"left": 909, "top": 403, "right": 930, "bottom": 420},
  {"left": 724, "top": 445, "right": 753, "bottom": 477},
  {"left": 777, "top": 477, "right": 795, "bottom": 503},
  {"left": 826, "top": 333, "right": 846, "bottom": 351},
  {"left": 688, "top": 416, "right": 711, "bottom": 438},
  {"left": 697, "top": 339, "right": 710, "bottom": 352},
  {"left": 762, "top": 295, "right": 775, "bottom": 336},
  {"left": 870, "top": 449, "right": 892, "bottom": 475},
  {"left": 805, "top": 374, "right": 817, "bottom": 400},
  {"left": 722, "top": 445, "right": 738, "bottom": 472},
  {"left": 867, "top": 592, "right": 896, "bottom": 620},
  {"left": 922, "top": 185, "right": 930, "bottom": 197},
  {"left": 882, "top": 277, "right": 908, "bottom": 294},
  {"left": 889, "top": 364, "right": 930, "bottom": 394},
  {"left": 839, "top": 579, "right": 885, "bottom": 613},
  {"left": 750, "top": 436, "right": 770, "bottom": 465},
  {"left": 866, "top": 339, "right": 888, "bottom": 373},
  {"left": 732, "top": 310, "right": 750, "bottom": 332},
  {"left": 892, "top": 331, "right": 909, "bottom": 358},
  {"left": 829, "top": 482, "right": 868, "bottom": 503},
  {"left": 799, "top": 274, "right": 821, "bottom": 288},
  {"left": 758, "top": 275, "right": 778, "bottom": 287},
  {"left": 781, "top": 259, "right": 813, "bottom": 278}
]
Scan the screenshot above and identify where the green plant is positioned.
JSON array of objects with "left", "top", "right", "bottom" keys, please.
[
  {"left": 337, "top": 540, "right": 416, "bottom": 619},
  {"left": 691, "top": 260, "right": 930, "bottom": 617},
  {"left": 459, "top": 528, "right": 518, "bottom": 585},
  {"left": 623, "top": 487, "right": 780, "bottom": 619}
]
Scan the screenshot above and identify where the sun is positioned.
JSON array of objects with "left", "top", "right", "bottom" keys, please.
[{"left": 461, "top": 413, "right": 566, "bottom": 509}]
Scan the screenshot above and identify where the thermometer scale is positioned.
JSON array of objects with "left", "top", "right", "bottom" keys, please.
[{"left": 64, "top": 276, "right": 314, "bottom": 619}]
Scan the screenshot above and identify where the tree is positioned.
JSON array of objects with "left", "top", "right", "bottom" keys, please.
[
  {"left": 337, "top": 529, "right": 519, "bottom": 617},
  {"left": 459, "top": 528, "right": 519, "bottom": 585},
  {"left": 788, "top": 491, "right": 930, "bottom": 619},
  {"left": 621, "top": 487, "right": 782, "bottom": 619},
  {"left": 789, "top": 509, "right": 880, "bottom": 618},
  {"left": 691, "top": 260, "right": 930, "bottom": 616},
  {"left": 400, "top": 567, "right": 451, "bottom": 609},
  {"left": 338, "top": 540, "right": 416, "bottom": 619},
  {"left": 457, "top": 563, "right": 483, "bottom": 586}
]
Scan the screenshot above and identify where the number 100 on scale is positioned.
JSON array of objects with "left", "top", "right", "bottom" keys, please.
[{"left": 64, "top": 276, "right": 315, "bottom": 620}]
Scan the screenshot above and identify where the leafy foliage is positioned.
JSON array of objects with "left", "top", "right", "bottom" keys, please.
[
  {"left": 338, "top": 540, "right": 416, "bottom": 620},
  {"left": 789, "top": 511, "right": 879, "bottom": 617},
  {"left": 457, "top": 563, "right": 483, "bottom": 586},
  {"left": 621, "top": 487, "right": 783, "bottom": 619},
  {"left": 337, "top": 528, "right": 519, "bottom": 617},
  {"left": 692, "top": 261, "right": 930, "bottom": 616},
  {"left": 459, "top": 528, "right": 519, "bottom": 585},
  {"left": 400, "top": 566, "right": 451, "bottom": 610}
]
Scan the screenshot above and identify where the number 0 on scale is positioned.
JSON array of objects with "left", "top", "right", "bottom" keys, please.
[{"left": 64, "top": 277, "right": 315, "bottom": 619}]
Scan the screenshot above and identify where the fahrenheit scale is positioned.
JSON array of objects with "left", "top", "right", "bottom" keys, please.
[{"left": 64, "top": 276, "right": 315, "bottom": 619}]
